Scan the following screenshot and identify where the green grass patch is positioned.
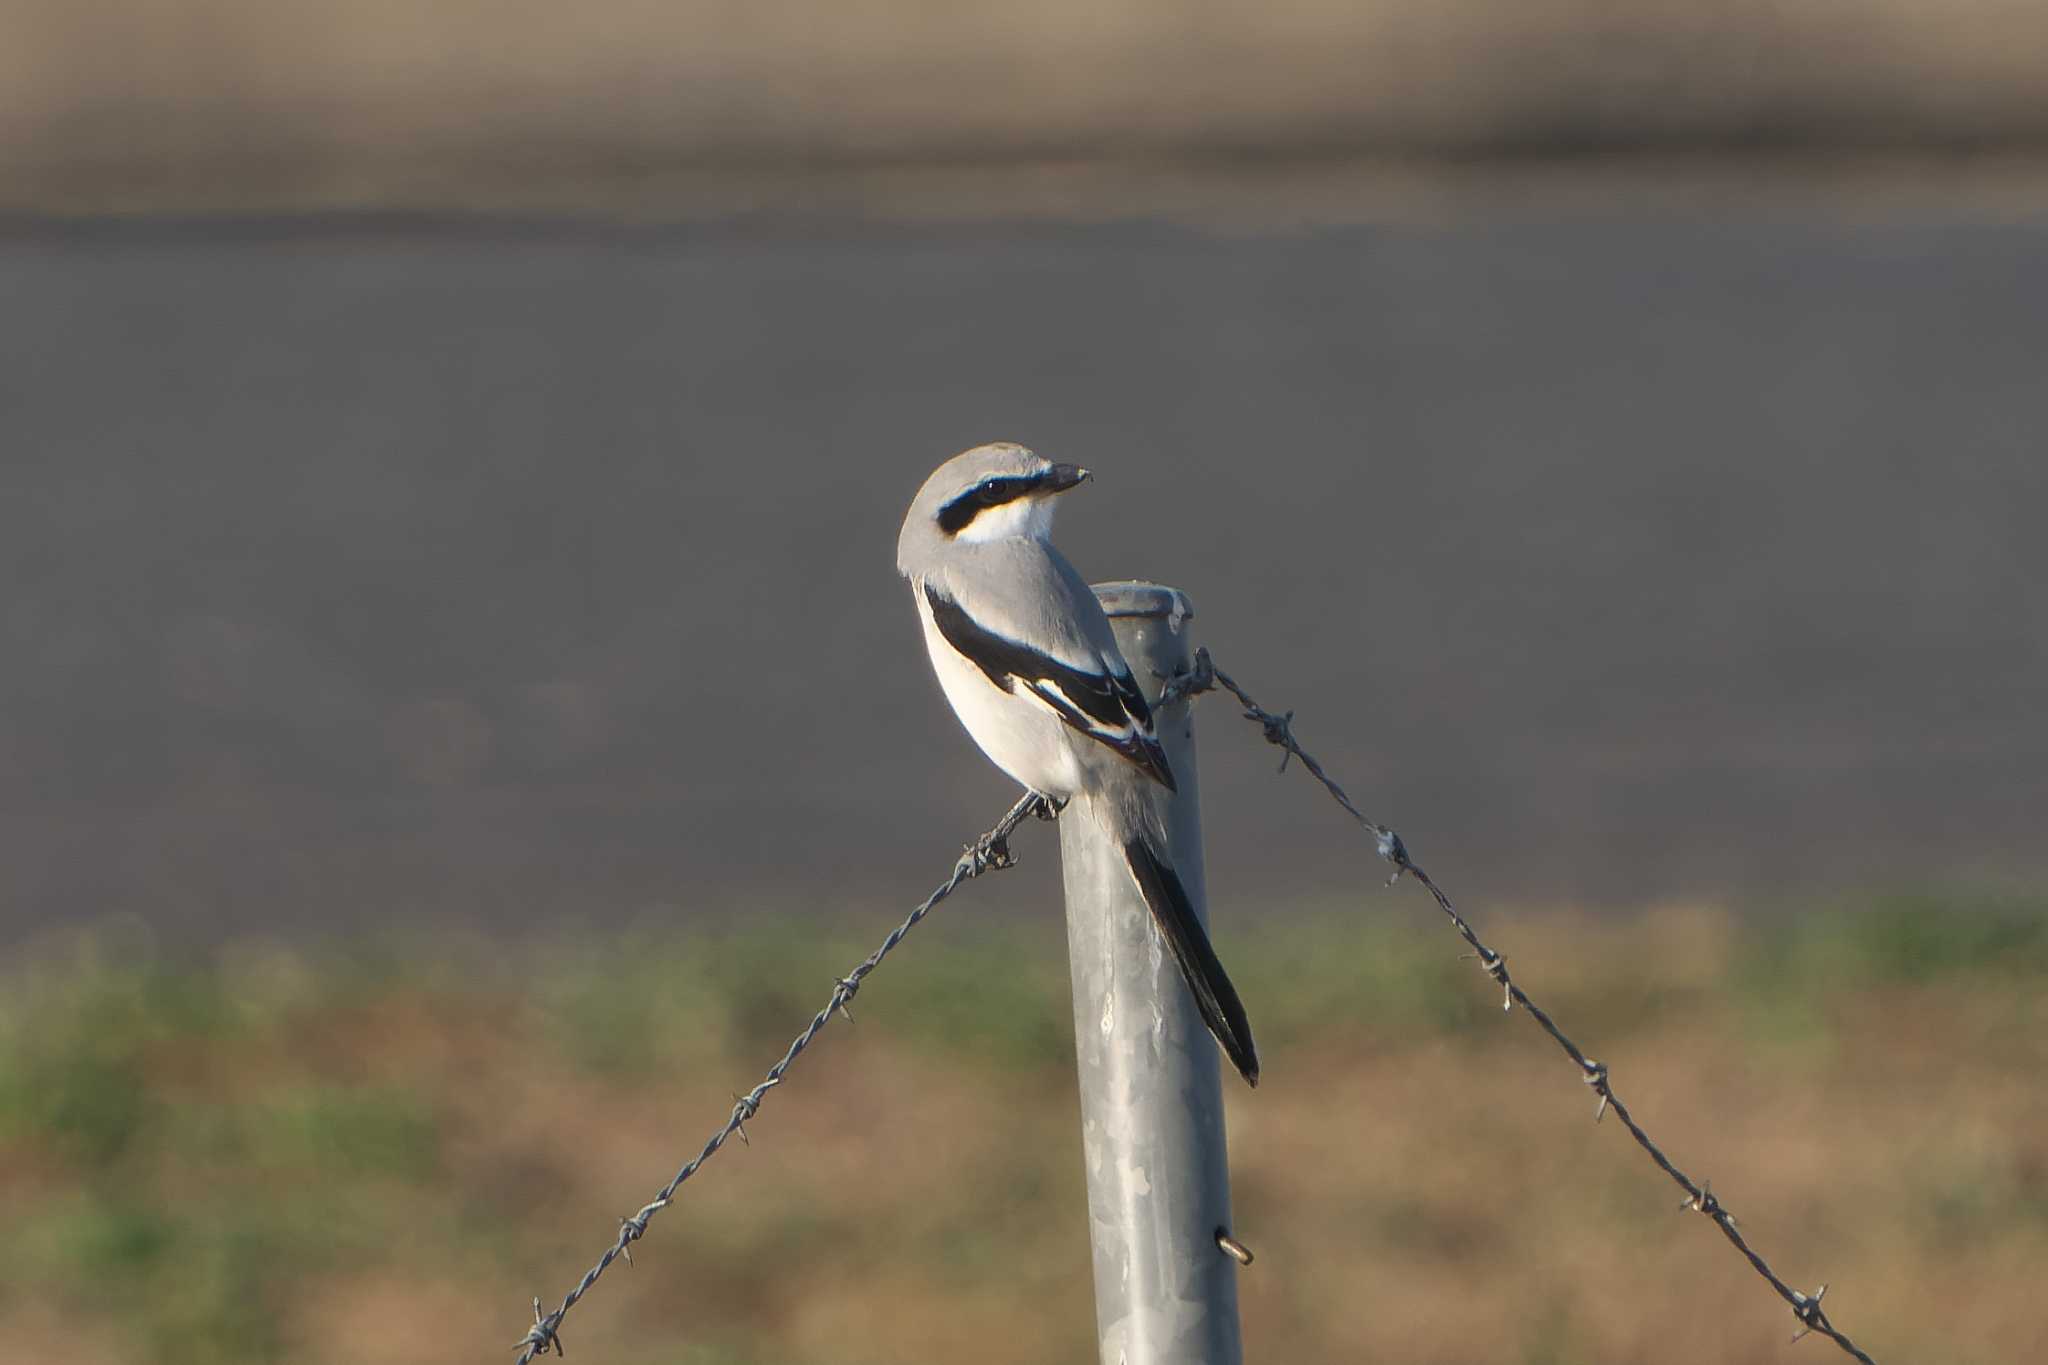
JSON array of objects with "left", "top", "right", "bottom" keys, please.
[
  {"left": 1740, "top": 890, "right": 2048, "bottom": 990},
  {"left": 239, "top": 1083, "right": 441, "bottom": 1181},
  {"left": 1225, "top": 911, "right": 1487, "bottom": 1048}
]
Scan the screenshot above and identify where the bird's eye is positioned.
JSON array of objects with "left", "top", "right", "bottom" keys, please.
[{"left": 979, "top": 481, "right": 1005, "bottom": 502}]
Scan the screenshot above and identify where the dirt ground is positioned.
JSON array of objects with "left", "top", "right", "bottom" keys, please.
[{"left": 4, "top": 900, "right": 2042, "bottom": 1362}]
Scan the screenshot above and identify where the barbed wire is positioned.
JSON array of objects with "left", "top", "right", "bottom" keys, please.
[
  {"left": 511, "top": 789, "right": 1054, "bottom": 1361},
  {"left": 512, "top": 648, "right": 1878, "bottom": 1362},
  {"left": 1160, "top": 646, "right": 1878, "bottom": 1365}
]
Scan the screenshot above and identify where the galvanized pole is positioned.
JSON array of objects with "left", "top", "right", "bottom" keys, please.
[{"left": 1059, "top": 581, "right": 1244, "bottom": 1365}]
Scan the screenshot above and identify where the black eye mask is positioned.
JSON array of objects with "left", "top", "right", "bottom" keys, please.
[{"left": 937, "top": 475, "right": 1040, "bottom": 535}]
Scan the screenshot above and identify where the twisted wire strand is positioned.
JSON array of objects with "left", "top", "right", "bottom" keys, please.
[
  {"left": 512, "top": 790, "right": 1052, "bottom": 1360},
  {"left": 1165, "top": 647, "right": 1877, "bottom": 1365},
  {"left": 515, "top": 651, "right": 1879, "bottom": 1362}
]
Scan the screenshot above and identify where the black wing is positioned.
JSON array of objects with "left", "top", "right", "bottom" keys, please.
[{"left": 925, "top": 583, "right": 1176, "bottom": 791}]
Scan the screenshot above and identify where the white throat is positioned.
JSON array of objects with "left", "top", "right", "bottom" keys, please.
[{"left": 955, "top": 495, "right": 1057, "bottom": 545}]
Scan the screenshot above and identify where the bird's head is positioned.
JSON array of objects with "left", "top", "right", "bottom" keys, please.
[{"left": 898, "top": 442, "right": 1091, "bottom": 572}]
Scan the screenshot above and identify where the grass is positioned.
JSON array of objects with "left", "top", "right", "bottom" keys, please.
[
  {"left": 13, "top": 0, "right": 2048, "bottom": 219},
  {"left": 1, "top": 896, "right": 2043, "bottom": 1363}
]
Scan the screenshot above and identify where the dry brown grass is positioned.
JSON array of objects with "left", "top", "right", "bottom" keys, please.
[
  {"left": 5, "top": 0, "right": 2048, "bottom": 213},
  {"left": 2, "top": 901, "right": 2043, "bottom": 1362}
]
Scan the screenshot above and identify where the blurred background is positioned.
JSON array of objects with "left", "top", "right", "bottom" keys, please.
[{"left": 3, "top": 1, "right": 2045, "bottom": 1361}]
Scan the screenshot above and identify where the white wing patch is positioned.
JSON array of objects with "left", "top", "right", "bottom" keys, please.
[{"left": 1021, "top": 677, "right": 1147, "bottom": 748}]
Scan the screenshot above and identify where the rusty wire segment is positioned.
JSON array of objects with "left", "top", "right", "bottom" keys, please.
[
  {"left": 512, "top": 789, "right": 1053, "bottom": 1362},
  {"left": 1162, "top": 647, "right": 1878, "bottom": 1365}
]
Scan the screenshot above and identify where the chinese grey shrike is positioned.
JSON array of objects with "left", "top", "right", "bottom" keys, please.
[{"left": 897, "top": 442, "right": 1258, "bottom": 1086}]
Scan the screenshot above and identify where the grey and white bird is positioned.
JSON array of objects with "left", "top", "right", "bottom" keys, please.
[{"left": 897, "top": 442, "right": 1259, "bottom": 1086}]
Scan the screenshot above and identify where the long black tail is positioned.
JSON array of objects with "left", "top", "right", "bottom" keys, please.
[{"left": 1122, "top": 835, "right": 1260, "bottom": 1087}]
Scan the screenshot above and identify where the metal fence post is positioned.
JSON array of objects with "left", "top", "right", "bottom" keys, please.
[{"left": 1058, "top": 580, "right": 1244, "bottom": 1365}]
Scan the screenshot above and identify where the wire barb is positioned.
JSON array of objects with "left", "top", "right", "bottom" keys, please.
[
  {"left": 1791, "top": 1284, "right": 1832, "bottom": 1343},
  {"left": 1174, "top": 653, "right": 1880, "bottom": 1365},
  {"left": 1257, "top": 708, "right": 1298, "bottom": 771},
  {"left": 509, "top": 790, "right": 1051, "bottom": 1364},
  {"left": 1680, "top": 1180, "right": 1734, "bottom": 1226},
  {"left": 615, "top": 1198, "right": 668, "bottom": 1266},
  {"left": 1153, "top": 648, "right": 1216, "bottom": 708},
  {"left": 1374, "top": 826, "right": 1410, "bottom": 883},
  {"left": 515, "top": 1296, "right": 565, "bottom": 1357},
  {"left": 1462, "top": 948, "right": 1514, "bottom": 1011},
  {"left": 964, "top": 828, "right": 1019, "bottom": 875},
  {"left": 1581, "top": 1059, "right": 1612, "bottom": 1123},
  {"left": 729, "top": 1086, "right": 767, "bottom": 1145}
]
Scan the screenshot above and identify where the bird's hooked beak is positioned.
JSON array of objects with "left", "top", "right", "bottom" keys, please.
[{"left": 1042, "top": 463, "right": 1092, "bottom": 494}]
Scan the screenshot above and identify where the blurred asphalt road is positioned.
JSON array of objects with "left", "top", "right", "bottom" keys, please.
[{"left": 3, "top": 211, "right": 2043, "bottom": 940}]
